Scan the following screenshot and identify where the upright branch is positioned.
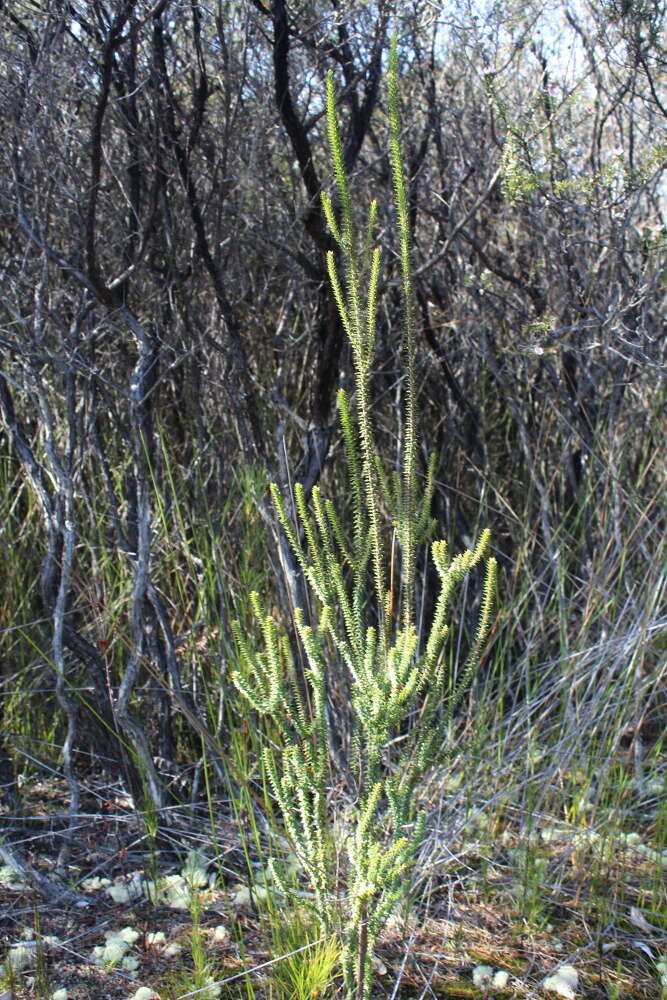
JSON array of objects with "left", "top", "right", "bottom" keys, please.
[
  {"left": 323, "top": 71, "right": 388, "bottom": 655},
  {"left": 388, "top": 41, "right": 418, "bottom": 631}
]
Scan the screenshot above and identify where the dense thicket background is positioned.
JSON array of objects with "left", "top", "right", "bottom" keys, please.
[{"left": 0, "top": 0, "right": 665, "bottom": 975}]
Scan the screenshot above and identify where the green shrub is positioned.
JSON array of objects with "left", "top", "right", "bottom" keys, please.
[{"left": 232, "top": 37, "right": 496, "bottom": 1000}]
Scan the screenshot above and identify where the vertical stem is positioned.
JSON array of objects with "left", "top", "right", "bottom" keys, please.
[
  {"left": 356, "top": 899, "right": 368, "bottom": 1000},
  {"left": 325, "top": 72, "right": 388, "bottom": 657},
  {"left": 389, "top": 37, "right": 418, "bottom": 631},
  {"left": 354, "top": 359, "right": 388, "bottom": 656},
  {"left": 32, "top": 358, "right": 81, "bottom": 868}
]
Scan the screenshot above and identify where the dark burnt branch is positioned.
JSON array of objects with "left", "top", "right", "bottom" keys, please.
[
  {"left": 635, "top": 44, "right": 667, "bottom": 119},
  {"left": 0, "top": 841, "right": 88, "bottom": 906},
  {"left": 152, "top": 10, "right": 263, "bottom": 461},
  {"left": 0, "top": 369, "right": 55, "bottom": 521},
  {"left": 272, "top": 0, "right": 323, "bottom": 213},
  {"left": 87, "top": 0, "right": 137, "bottom": 302},
  {"left": 2, "top": 3, "right": 39, "bottom": 64},
  {"left": 416, "top": 287, "right": 483, "bottom": 464},
  {"left": 114, "top": 463, "right": 166, "bottom": 814},
  {"left": 114, "top": 20, "right": 144, "bottom": 284},
  {"left": 189, "top": 0, "right": 210, "bottom": 150},
  {"left": 459, "top": 227, "right": 547, "bottom": 315},
  {"left": 1, "top": 332, "right": 82, "bottom": 858},
  {"left": 0, "top": 358, "right": 130, "bottom": 778},
  {"left": 35, "top": 351, "right": 82, "bottom": 865}
]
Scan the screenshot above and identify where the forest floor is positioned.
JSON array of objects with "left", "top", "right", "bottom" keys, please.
[{"left": 1, "top": 767, "right": 666, "bottom": 1000}]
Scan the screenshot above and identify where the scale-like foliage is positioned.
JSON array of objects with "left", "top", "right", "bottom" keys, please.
[{"left": 232, "top": 36, "right": 497, "bottom": 1000}]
